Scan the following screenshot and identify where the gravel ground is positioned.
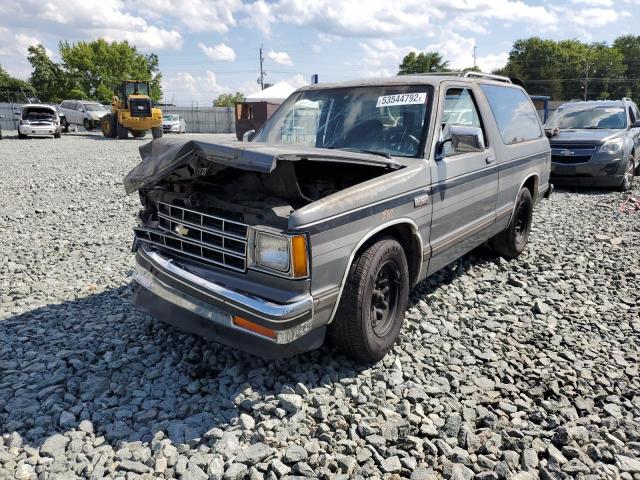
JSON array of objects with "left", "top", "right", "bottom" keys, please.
[{"left": 1, "top": 132, "right": 639, "bottom": 480}]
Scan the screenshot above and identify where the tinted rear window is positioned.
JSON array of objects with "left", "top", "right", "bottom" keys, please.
[{"left": 480, "top": 85, "right": 542, "bottom": 145}]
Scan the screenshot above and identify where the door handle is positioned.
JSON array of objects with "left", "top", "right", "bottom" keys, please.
[{"left": 486, "top": 156, "right": 496, "bottom": 164}]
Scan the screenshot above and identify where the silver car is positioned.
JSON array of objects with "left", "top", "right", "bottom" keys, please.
[
  {"left": 125, "top": 72, "right": 552, "bottom": 362},
  {"left": 58, "top": 100, "right": 110, "bottom": 131},
  {"left": 162, "top": 114, "right": 187, "bottom": 134}
]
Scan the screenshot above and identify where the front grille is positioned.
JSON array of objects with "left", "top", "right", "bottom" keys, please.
[
  {"left": 134, "top": 202, "right": 249, "bottom": 272},
  {"left": 551, "top": 155, "right": 592, "bottom": 164},
  {"left": 129, "top": 98, "right": 152, "bottom": 117},
  {"left": 551, "top": 144, "right": 596, "bottom": 165}
]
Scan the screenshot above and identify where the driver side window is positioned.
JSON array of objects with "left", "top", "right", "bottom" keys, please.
[{"left": 442, "top": 88, "right": 484, "bottom": 157}]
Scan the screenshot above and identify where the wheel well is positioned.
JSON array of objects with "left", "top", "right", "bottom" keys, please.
[
  {"left": 358, "top": 223, "right": 422, "bottom": 286},
  {"left": 523, "top": 175, "right": 538, "bottom": 199}
]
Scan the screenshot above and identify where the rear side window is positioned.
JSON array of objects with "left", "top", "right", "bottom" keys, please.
[{"left": 480, "top": 85, "right": 542, "bottom": 145}]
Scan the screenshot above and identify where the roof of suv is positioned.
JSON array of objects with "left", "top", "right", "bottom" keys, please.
[
  {"left": 297, "top": 74, "right": 518, "bottom": 92},
  {"left": 559, "top": 99, "right": 631, "bottom": 108}
]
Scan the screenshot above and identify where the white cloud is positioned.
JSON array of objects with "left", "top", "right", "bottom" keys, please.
[
  {"left": 570, "top": 0, "right": 613, "bottom": 5},
  {"left": 198, "top": 42, "right": 236, "bottom": 62},
  {"left": 4, "top": 0, "right": 183, "bottom": 50},
  {"left": 360, "top": 39, "right": 419, "bottom": 68},
  {"left": 139, "top": 0, "right": 242, "bottom": 33},
  {"left": 569, "top": 7, "right": 621, "bottom": 27},
  {"left": 477, "top": 52, "right": 509, "bottom": 73},
  {"left": 425, "top": 33, "right": 477, "bottom": 70},
  {"left": 162, "top": 70, "right": 230, "bottom": 104},
  {"left": 0, "top": 28, "right": 50, "bottom": 58},
  {"left": 287, "top": 74, "right": 308, "bottom": 88},
  {"left": 242, "top": 0, "right": 275, "bottom": 34},
  {"left": 267, "top": 50, "right": 293, "bottom": 66}
]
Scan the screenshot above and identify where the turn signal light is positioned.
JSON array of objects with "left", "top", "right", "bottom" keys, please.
[
  {"left": 291, "top": 235, "right": 309, "bottom": 278},
  {"left": 232, "top": 316, "right": 276, "bottom": 339}
]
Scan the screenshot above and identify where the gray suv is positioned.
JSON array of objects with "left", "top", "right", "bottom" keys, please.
[
  {"left": 125, "top": 72, "right": 552, "bottom": 362},
  {"left": 546, "top": 98, "right": 640, "bottom": 190}
]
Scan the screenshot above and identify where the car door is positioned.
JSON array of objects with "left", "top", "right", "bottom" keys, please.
[
  {"left": 628, "top": 104, "right": 640, "bottom": 158},
  {"left": 427, "top": 82, "right": 498, "bottom": 274}
]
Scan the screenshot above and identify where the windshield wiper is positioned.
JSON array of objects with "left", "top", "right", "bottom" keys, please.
[{"left": 328, "top": 147, "right": 392, "bottom": 159}]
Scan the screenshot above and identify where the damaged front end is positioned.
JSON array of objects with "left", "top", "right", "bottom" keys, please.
[{"left": 126, "top": 137, "right": 398, "bottom": 358}]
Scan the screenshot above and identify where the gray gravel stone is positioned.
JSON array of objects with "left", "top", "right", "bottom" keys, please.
[{"left": 0, "top": 136, "right": 639, "bottom": 479}]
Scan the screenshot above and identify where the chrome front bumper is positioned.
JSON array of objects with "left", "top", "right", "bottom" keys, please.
[{"left": 134, "top": 249, "right": 314, "bottom": 344}]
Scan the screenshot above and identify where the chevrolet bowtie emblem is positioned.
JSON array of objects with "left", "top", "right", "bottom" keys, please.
[{"left": 174, "top": 224, "right": 189, "bottom": 236}]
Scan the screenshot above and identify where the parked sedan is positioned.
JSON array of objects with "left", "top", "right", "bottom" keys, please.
[
  {"left": 18, "top": 104, "right": 61, "bottom": 139},
  {"left": 162, "top": 114, "right": 186, "bottom": 134}
]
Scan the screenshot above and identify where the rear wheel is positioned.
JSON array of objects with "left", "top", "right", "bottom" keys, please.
[
  {"left": 61, "top": 117, "right": 69, "bottom": 133},
  {"left": 617, "top": 158, "right": 635, "bottom": 191},
  {"left": 117, "top": 122, "right": 128, "bottom": 139},
  {"left": 329, "top": 237, "right": 409, "bottom": 362},
  {"left": 83, "top": 118, "right": 93, "bottom": 131},
  {"left": 491, "top": 187, "right": 534, "bottom": 258},
  {"left": 101, "top": 115, "right": 116, "bottom": 138},
  {"left": 152, "top": 127, "right": 163, "bottom": 139}
]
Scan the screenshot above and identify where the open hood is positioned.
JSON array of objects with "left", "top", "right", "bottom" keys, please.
[{"left": 123, "top": 136, "right": 401, "bottom": 194}]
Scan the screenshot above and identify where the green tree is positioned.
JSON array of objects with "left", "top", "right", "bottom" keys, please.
[
  {"left": 59, "top": 39, "right": 162, "bottom": 102},
  {"left": 27, "top": 44, "right": 73, "bottom": 102},
  {"left": 613, "top": 35, "right": 640, "bottom": 100},
  {"left": 214, "top": 92, "right": 245, "bottom": 107},
  {"left": 0, "top": 64, "right": 31, "bottom": 90},
  {"left": 398, "top": 51, "right": 449, "bottom": 74}
]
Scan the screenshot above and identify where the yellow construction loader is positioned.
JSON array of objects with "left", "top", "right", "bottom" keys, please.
[{"left": 102, "top": 80, "right": 163, "bottom": 139}]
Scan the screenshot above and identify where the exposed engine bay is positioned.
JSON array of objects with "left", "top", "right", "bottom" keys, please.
[{"left": 138, "top": 159, "right": 391, "bottom": 229}]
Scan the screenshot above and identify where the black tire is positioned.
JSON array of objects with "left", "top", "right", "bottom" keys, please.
[
  {"left": 0, "top": 129, "right": 3, "bottom": 140},
  {"left": 54, "top": 131, "right": 61, "bottom": 139},
  {"left": 491, "top": 187, "right": 534, "bottom": 258},
  {"left": 152, "top": 127, "right": 163, "bottom": 139},
  {"left": 83, "top": 118, "right": 93, "bottom": 131},
  {"left": 329, "top": 237, "right": 409, "bottom": 362},
  {"left": 61, "top": 118, "right": 69, "bottom": 133},
  {"left": 131, "top": 130, "right": 146, "bottom": 138},
  {"left": 117, "top": 122, "right": 128, "bottom": 140},
  {"left": 617, "top": 158, "right": 635, "bottom": 191},
  {"left": 18, "top": 133, "right": 27, "bottom": 139},
  {"left": 102, "top": 115, "right": 116, "bottom": 138}
]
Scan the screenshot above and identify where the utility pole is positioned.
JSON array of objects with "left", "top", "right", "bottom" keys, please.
[
  {"left": 259, "top": 44, "right": 265, "bottom": 90},
  {"left": 473, "top": 45, "right": 477, "bottom": 69}
]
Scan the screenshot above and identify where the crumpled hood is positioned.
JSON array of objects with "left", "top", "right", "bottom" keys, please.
[
  {"left": 549, "top": 128, "right": 624, "bottom": 145},
  {"left": 123, "top": 136, "right": 401, "bottom": 194}
]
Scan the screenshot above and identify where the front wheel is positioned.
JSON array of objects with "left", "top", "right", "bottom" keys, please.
[
  {"left": 61, "top": 118, "right": 69, "bottom": 133},
  {"left": 18, "top": 132, "right": 27, "bottom": 139},
  {"left": 54, "top": 132, "right": 61, "bottom": 139},
  {"left": 491, "top": 187, "right": 534, "bottom": 258},
  {"left": 83, "top": 119, "right": 93, "bottom": 131},
  {"left": 152, "top": 127, "right": 163, "bottom": 139},
  {"left": 102, "top": 115, "right": 116, "bottom": 138},
  {"left": 329, "top": 237, "right": 409, "bottom": 363},
  {"left": 617, "top": 158, "right": 635, "bottom": 191}
]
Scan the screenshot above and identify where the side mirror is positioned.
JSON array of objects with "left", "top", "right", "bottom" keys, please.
[
  {"left": 449, "top": 125, "right": 485, "bottom": 154},
  {"left": 632, "top": 120, "right": 640, "bottom": 128},
  {"left": 242, "top": 129, "right": 256, "bottom": 142}
]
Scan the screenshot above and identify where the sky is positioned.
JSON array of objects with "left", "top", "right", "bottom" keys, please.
[{"left": 1, "top": 0, "right": 639, "bottom": 105}]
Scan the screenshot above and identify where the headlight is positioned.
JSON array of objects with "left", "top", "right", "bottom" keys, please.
[
  {"left": 253, "top": 231, "right": 309, "bottom": 277},
  {"left": 20, "top": 120, "right": 29, "bottom": 125},
  {"left": 600, "top": 139, "right": 623, "bottom": 155},
  {"left": 256, "top": 232, "right": 290, "bottom": 272}
]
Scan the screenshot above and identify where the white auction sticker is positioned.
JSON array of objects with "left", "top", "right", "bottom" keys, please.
[{"left": 376, "top": 92, "right": 427, "bottom": 108}]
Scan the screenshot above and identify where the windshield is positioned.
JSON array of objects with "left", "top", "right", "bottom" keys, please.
[
  {"left": 546, "top": 105, "right": 627, "bottom": 130},
  {"left": 254, "top": 85, "right": 432, "bottom": 158},
  {"left": 124, "top": 82, "right": 149, "bottom": 97},
  {"left": 163, "top": 115, "right": 179, "bottom": 121},
  {"left": 84, "top": 103, "right": 107, "bottom": 111}
]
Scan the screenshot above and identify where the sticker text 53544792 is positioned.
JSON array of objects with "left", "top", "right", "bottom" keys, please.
[{"left": 376, "top": 92, "right": 427, "bottom": 108}]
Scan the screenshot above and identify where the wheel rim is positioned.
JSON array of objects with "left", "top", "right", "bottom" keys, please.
[
  {"left": 370, "top": 260, "right": 400, "bottom": 337},
  {"left": 624, "top": 161, "right": 634, "bottom": 189},
  {"left": 514, "top": 197, "right": 531, "bottom": 244}
]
